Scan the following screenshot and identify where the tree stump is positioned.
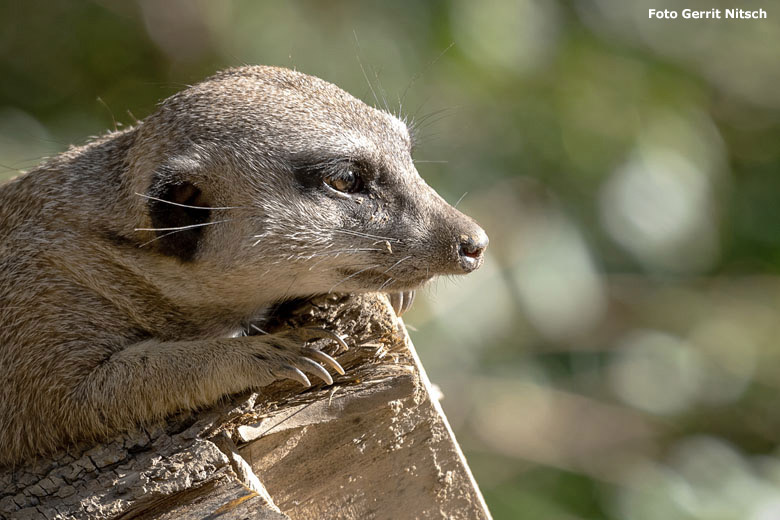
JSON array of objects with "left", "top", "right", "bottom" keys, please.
[{"left": 0, "top": 294, "right": 491, "bottom": 519}]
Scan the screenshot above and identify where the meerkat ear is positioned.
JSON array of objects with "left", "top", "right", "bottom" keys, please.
[{"left": 147, "top": 179, "right": 212, "bottom": 262}]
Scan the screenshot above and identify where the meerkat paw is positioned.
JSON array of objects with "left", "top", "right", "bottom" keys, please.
[
  {"left": 255, "top": 327, "right": 347, "bottom": 388},
  {"left": 388, "top": 290, "right": 416, "bottom": 317}
]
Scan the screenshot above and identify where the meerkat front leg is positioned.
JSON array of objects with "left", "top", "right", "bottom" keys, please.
[{"left": 71, "top": 330, "right": 346, "bottom": 434}]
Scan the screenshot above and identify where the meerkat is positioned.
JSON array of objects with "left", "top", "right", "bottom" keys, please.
[{"left": 0, "top": 66, "right": 488, "bottom": 467}]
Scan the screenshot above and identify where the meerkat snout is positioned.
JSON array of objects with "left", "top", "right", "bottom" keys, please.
[{"left": 457, "top": 226, "right": 489, "bottom": 272}]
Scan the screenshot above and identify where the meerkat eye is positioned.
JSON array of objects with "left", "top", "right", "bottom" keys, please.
[{"left": 323, "top": 166, "right": 363, "bottom": 194}]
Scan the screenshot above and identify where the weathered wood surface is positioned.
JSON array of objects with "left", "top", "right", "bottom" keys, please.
[{"left": 0, "top": 294, "right": 491, "bottom": 519}]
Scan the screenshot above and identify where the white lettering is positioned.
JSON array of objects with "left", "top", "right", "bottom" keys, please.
[
  {"left": 726, "top": 8, "right": 769, "bottom": 19},
  {"left": 683, "top": 9, "right": 721, "bottom": 19},
  {"left": 649, "top": 8, "right": 677, "bottom": 19},
  {"left": 651, "top": 7, "right": 765, "bottom": 21}
]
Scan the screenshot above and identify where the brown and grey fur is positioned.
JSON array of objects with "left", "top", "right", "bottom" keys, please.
[{"left": 0, "top": 66, "right": 487, "bottom": 466}]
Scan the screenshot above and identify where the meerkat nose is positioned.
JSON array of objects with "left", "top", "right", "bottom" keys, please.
[{"left": 457, "top": 227, "right": 489, "bottom": 272}]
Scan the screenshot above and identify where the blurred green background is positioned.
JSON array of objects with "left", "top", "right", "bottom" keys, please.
[{"left": 2, "top": 1, "right": 779, "bottom": 518}]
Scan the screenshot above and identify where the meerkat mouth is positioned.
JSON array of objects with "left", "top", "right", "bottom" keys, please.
[{"left": 335, "top": 267, "right": 433, "bottom": 290}]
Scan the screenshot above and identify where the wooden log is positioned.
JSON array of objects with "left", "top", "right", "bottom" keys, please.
[{"left": 0, "top": 294, "right": 491, "bottom": 519}]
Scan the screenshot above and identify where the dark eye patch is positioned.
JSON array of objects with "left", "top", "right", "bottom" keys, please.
[{"left": 147, "top": 179, "right": 211, "bottom": 262}]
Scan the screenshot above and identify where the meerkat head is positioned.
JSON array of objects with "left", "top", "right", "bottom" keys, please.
[{"left": 126, "top": 66, "right": 487, "bottom": 304}]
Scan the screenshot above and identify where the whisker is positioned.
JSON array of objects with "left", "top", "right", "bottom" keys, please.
[
  {"left": 331, "top": 229, "right": 400, "bottom": 243},
  {"left": 454, "top": 192, "right": 468, "bottom": 208},
  {"left": 400, "top": 42, "right": 455, "bottom": 110},
  {"left": 307, "top": 256, "right": 332, "bottom": 271},
  {"left": 250, "top": 324, "right": 268, "bottom": 335},
  {"left": 316, "top": 248, "right": 385, "bottom": 255},
  {"left": 136, "top": 220, "right": 234, "bottom": 248},
  {"left": 305, "top": 248, "right": 385, "bottom": 259},
  {"left": 372, "top": 65, "right": 392, "bottom": 114},
  {"left": 409, "top": 107, "right": 458, "bottom": 143},
  {"left": 383, "top": 255, "right": 412, "bottom": 274},
  {"left": 304, "top": 248, "right": 387, "bottom": 271},
  {"left": 377, "top": 277, "right": 396, "bottom": 292},
  {"left": 353, "top": 31, "right": 381, "bottom": 109},
  {"left": 306, "top": 249, "right": 384, "bottom": 271},
  {"left": 137, "top": 229, "right": 180, "bottom": 248},
  {"left": 134, "top": 219, "right": 233, "bottom": 232},
  {"left": 134, "top": 192, "right": 246, "bottom": 210},
  {"left": 328, "top": 264, "right": 381, "bottom": 293}
]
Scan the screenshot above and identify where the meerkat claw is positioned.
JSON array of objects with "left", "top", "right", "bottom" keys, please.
[
  {"left": 400, "top": 290, "right": 415, "bottom": 315},
  {"left": 389, "top": 293, "right": 402, "bottom": 316},
  {"left": 277, "top": 366, "right": 311, "bottom": 387},
  {"left": 300, "top": 327, "right": 349, "bottom": 351},
  {"left": 389, "top": 290, "right": 416, "bottom": 317},
  {"left": 306, "top": 350, "right": 345, "bottom": 375},
  {"left": 297, "top": 357, "right": 334, "bottom": 385}
]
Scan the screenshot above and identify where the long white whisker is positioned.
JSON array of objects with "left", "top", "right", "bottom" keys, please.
[
  {"left": 250, "top": 324, "right": 268, "bottom": 335},
  {"left": 134, "top": 192, "right": 245, "bottom": 211},
  {"left": 135, "top": 219, "right": 232, "bottom": 232},
  {"left": 307, "top": 248, "right": 385, "bottom": 258},
  {"left": 331, "top": 229, "right": 400, "bottom": 242},
  {"left": 305, "top": 248, "right": 386, "bottom": 271},
  {"left": 138, "top": 230, "right": 175, "bottom": 248},
  {"left": 328, "top": 264, "right": 381, "bottom": 293},
  {"left": 383, "top": 255, "right": 412, "bottom": 274},
  {"left": 353, "top": 31, "right": 381, "bottom": 108},
  {"left": 400, "top": 42, "right": 455, "bottom": 109},
  {"left": 136, "top": 220, "right": 234, "bottom": 248},
  {"left": 307, "top": 252, "right": 344, "bottom": 270},
  {"left": 377, "top": 277, "right": 396, "bottom": 291},
  {"left": 308, "top": 248, "right": 347, "bottom": 269}
]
